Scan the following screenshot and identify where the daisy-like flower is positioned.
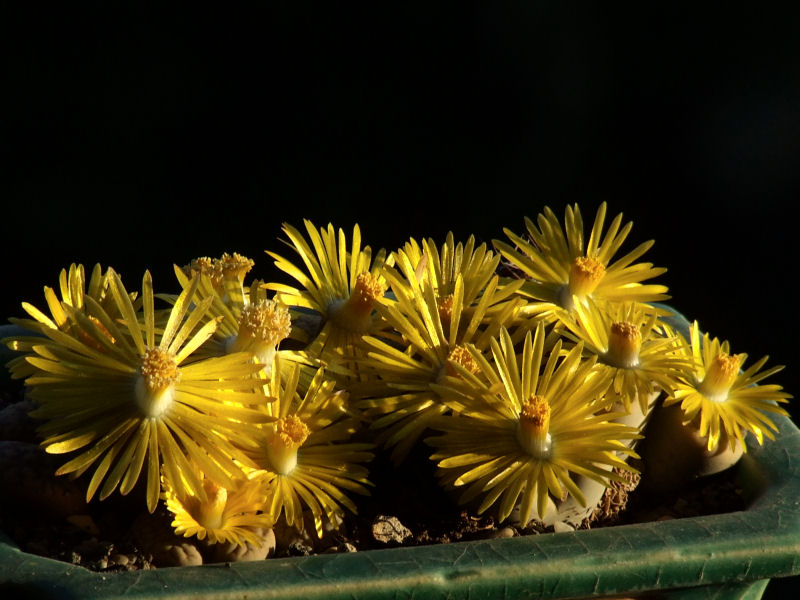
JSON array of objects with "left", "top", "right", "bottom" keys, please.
[
  {"left": 663, "top": 321, "right": 791, "bottom": 452},
  {"left": 428, "top": 324, "right": 640, "bottom": 524},
  {"left": 249, "top": 357, "right": 374, "bottom": 537},
  {"left": 264, "top": 220, "right": 391, "bottom": 367},
  {"left": 163, "top": 467, "right": 274, "bottom": 547},
  {"left": 557, "top": 299, "right": 690, "bottom": 414},
  {"left": 171, "top": 260, "right": 294, "bottom": 377},
  {"left": 10, "top": 269, "right": 270, "bottom": 513},
  {"left": 392, "top": 232, "right": 512, "bottom": 309},
  {"left": 493, "top": 203, "right": 669, "bottom": 324},
  {"left": 181, "top": 251, "right": 255, "bottom": 307},
  {"left": 5, "top": 263, "right": 130, "bottom": 379},
  {"left": 355, "top": 233, "right": 526, "bottom": 463}
]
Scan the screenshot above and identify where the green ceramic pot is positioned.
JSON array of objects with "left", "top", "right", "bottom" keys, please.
[{"left": 1, "top": 313, "right": 799, "bottom": 600}]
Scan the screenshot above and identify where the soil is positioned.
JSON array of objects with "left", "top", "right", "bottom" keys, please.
[{"left": 0, "top": 380, "right": 747, "bottom": 573}]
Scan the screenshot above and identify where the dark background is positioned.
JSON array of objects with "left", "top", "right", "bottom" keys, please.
[{"left": 1, "top": 3, "right": 798, "bottom": 596}]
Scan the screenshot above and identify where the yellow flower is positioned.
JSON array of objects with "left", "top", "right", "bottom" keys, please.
[
  {"left": 493, "top": 203, "right": 669, "bottom": 324},
  {"left": 171, "top": 259, "right": 296, "bottom": 374},
  {"left": 355, "top": 232, "right": 525, "bottom": 463},
  {"left": 429, "top": 324, "right": 640, "bottom": 525},
  {"left": 181, "top": 251, "right": 255, "bottom": 307},
  {"left": 11, "top": 269, "right": 270, "bottom": 513},
  {"left": 557, "top": 299, "right": 691, "bottom": 414},
  {"left": 5, "top": 263, "right": 130, "bottom": 378},
  {"left": 265, "top": 220, "right": 391, "bottom": 366},
  {"left": 163, "top": 467, "right": 274, "bottom": 547},
  {"left": 392, "top": 232, "right": 515, "bottom": 308},
  {"left": 663, "top": 321, "right": 791, "bottom": 452},
  {"left": 249, "top": 358, "right": 374, "bottom": 537}
]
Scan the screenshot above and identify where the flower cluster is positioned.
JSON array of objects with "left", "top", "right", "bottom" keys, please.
[{"left": 2, "top": 204, "right": 791, "bottom": 550}]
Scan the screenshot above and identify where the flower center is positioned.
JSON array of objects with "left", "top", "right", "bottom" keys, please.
[
  {"left": 699, "top": 352, "right": 741, "bottom": 401},
  {"left": 604, "top": 321, "right": 642, "bottom": 368},
  {"left": 328, "top": 271, "right": 385, "bottom": 333},
  {"left": 517, "top": 395, "right": 552, "bottom": 458},
  {"left": 183, "top": 253, "right": 254, "bottom": 291},
  {"left": 266, "top": 415, "right": 310, "bottom": 475},
  {"left": 437, "top": 294, "right": 455, "bottom": 326},
  {"left": 227, "top": 300, "right": 292, "bottom": 370},
  {"left": 217, "top": 252, "right": 255, "bottom": 283},
  {"left": 135, "top": 347, "right": 180, "bottom": 418},
  {"left": 350, "top": 272, "right": 385, "bottom": 312},
  {"left": 184, "top": 256, "right": 224, "bottom": 289},
  {"left": 568, "top": 256, "right": 606, "bottom": 297},
  {"left": 75, "top": 315, "right": 116, "bottom": 351},
  {"left": 444, "top": 345, "right": 480, "bottom": 378},
  {"left": 193, "top": 479, "right": 228, "bottom": 531}
]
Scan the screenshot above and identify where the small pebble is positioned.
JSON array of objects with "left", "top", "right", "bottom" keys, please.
[
  {"left": 110, "top": 553, "right": 129, "bottom": 567},
  {"left": 288, "top": 541, "right": 313, "bottom": 556},
  {"left": 372, "top": 515, "right": 412, "bottom": 544},
  {"left": 492, "top": 526, "right": 516, "bottom": 539}
]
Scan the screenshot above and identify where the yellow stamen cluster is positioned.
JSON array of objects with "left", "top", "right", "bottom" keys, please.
[
  {"left": 517, "top": 395, "right": 552, "bottom": 457},
  {"left": 520, "top": 395, "right": 550, "bottom": 431},
  {"left": 217, "top": 252, "right": 255, "bottom": 283},
  {"left": 140, "top": 347, "right": 181, "bottom": 394},
  {"left": 184, "top": 253, "right": 255, "bottom": 289},
  {"left": 444, "top": 345, "right": 480, "bottom": 378},
  {"left": 276, "top": 415, "right": 310, "bottom": 448},
  {"left": 267, "top": 416, "right": 311, "bottom": 475},
  {"left": 224, "top": 300, "right": 291, "bottom": 372},
  {"left": 329, "top": 271, "right": 385, "bottom": 334},
  {"left": 699, "top": 353, "right": 741, "bottom": 401},
  {"left": 437, "top": 294, "right": 455, "bottom": 325},
  {"left": 89, "top": 315, "right": 115, "bottom": 343},
  {"left": 76, "top": 315, "right": 116, "bottom": 351},
  {"left": 136, "top": 347, "right": 181, "bottom": 418},
  {"left": 238, "top": 300, "right": 292, "bottom": 346},
  {"left": 569, "top": 256, "right": 606, "bottom": 297},
  {"left": 605, "top": 321, "right": 643, "bottom": 368},
  {"left": 184, "top": 257, "right": 223, "bottom": 288},
  {"left": 349, "top": 272, "right": 385, "bottom": 313}
]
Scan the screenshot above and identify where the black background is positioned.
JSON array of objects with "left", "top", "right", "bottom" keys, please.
[{"left": 1, "top": 3, "right": 798, "bottom": 595}]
